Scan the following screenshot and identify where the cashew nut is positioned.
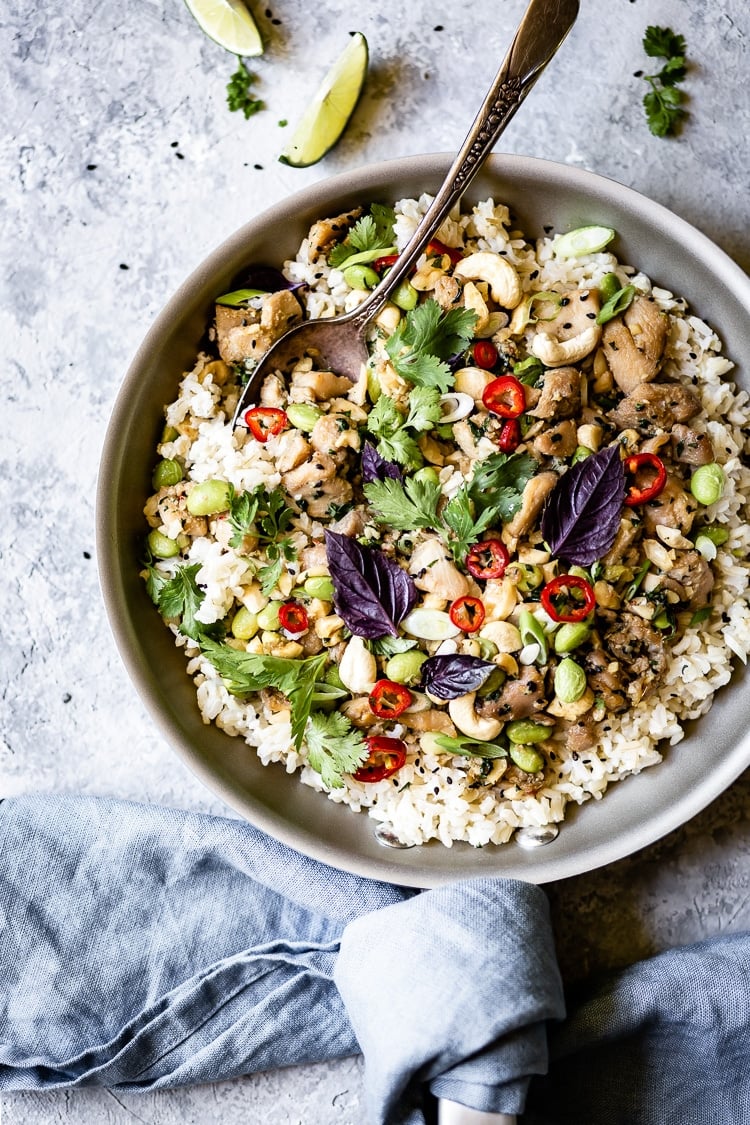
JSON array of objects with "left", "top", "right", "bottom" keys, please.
[
  {"left": 338, "top": 635, "right": 377, "bottom": 693},
  {"left": 478, "top": 621, "right": 522, "bottom": 653},
  {"left": 461, "top": 281, "right": 491, "bottom": 334},
  {"left": 530, "top": 324, "right": 601, "bottom": 367},
  {"left": 453, "top": 251, "right": 523, "bottom": 309},
  {"left": 409, "top": 537, "right": 470, "bottom": 601},
  {"left": 547, "top": 688, "right": 595, "bottom": 721},
  {"left": 448, "top": 691, "right": 504, "bottom": 740},
  {"left": 454, "top": 365, "right": 494, "bottom": 405}
]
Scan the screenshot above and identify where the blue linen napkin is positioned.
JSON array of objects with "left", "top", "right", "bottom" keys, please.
[
  {"left": 1, "top": 794, "right": 749, "bottom": 1123},
  {"left": 0, "top": 794, "right": 561, "bottom": 1121}
]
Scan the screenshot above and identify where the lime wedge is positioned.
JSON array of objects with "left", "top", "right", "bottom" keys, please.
[
  {"left": 279, "top": 33, "right": 368, "bottom": 167},
  {"left": 553, "top": 225, "right": 616, "bottom": 258},
  {"left": 184, "top": 0, "right": 263, "bottom": 57}
]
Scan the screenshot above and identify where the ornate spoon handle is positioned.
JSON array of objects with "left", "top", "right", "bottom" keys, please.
[{"left": 348, "top": 0, "right": 579, "bottom": 330}]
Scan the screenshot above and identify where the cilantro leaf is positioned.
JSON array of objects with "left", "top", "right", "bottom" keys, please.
[
  {"left": 366, "top": 393, "right": 422, "bottom": 468},
  {"left": 386, "top": 301, "right": 476, "bottom": 393},
  {"left": 200, "top": 641, "right": 326, "bottom": 749},
  {"left": 143, "top": 554, "right": 171, "bottom": 607},
  {"left": 363, "top": 475, "right": 441, "bottom": 532},
  {"left": 304, "top": 711, "right": 368, "bottom": 789},
  {"left": 229, "top": 485, "right": 298, "bottom": 587},
  {"left": 640, "top": 25, "right": 689, "bottom": 137},
  {"left": 405, "top": 385, "right": 443, "bottom": 432},
  {"left": 155, "top": 563, "right": 224, "bottom": 642},
  {"left": 441, "top": 486, "right": 502, "bottom": 562},
  {"left": 226, "top": 61, "right": 264, "bottom": 120},
  {"left": 467, "top": 451, "right": 537, "bottom": 523},
  {"left": 328, "top": 204, "right": 396, "bottom": 267}
]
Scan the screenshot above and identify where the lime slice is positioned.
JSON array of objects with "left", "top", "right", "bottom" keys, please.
[
  {"left": 279, "top": 33, "right": 368, "bottom": 167},
  {"left": 553, "top": 225, "right": 616, "bottom": 258},
  {"left": 184, "top": 0, "right": 263, "bottom": 57}
]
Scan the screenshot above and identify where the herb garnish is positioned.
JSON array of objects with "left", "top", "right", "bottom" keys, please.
[
  {"left": 305, "top": 711, "right": 368, "bottom": 789},
  {"left": 366, "top": 386, "right": 442, "bottom": 468},
  {"left": 361, "top": 441, "right": 403, "bottom": 484},
  {"left": 540, "top": 444, "right": 625, "bottom": 566},
  {"left": 145, "top": 561, "right": 224, "bottom": 643},
  {"left": 431, "top": 732, "right": 508, "bottom": 760},
  {"left": 328, "top": 205, "right": 396, "bottom": 268},
  {"left": 324, "top": 530, "right": 418, "bottom": 639},
  {"left": 228, "top": 485, "right": 297, "bottom": 595},
  {"left": 385, "top": 300, "right": 477, "bottom": 393},
  {"left": 640, "top": 26, "right": 688, "bottom": 137},
  {"left": 200, "top": 641, "right": 326, "bottom": 749},
  {"left": 419, "top": 654, "right": 497, "bottom": 701},
  {"left": 226, "top": 60, "right": 264, "bottom": 119},
  {"left": 467, "top": 451, "right": 537, "bottom": 523}
]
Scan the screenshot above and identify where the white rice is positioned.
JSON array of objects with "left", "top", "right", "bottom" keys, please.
[{"left": 149, "top": 195, "right": 750, "bottom": 848}]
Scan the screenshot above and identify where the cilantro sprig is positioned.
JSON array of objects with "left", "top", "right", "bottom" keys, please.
[
  {"left": 144, "top": 560, "right": 224, "bottom": 643},
  {"left": 228, "top": 485, "right": 297, "bottom": 595},
  {"left": 640, "top": 25, "right": 688, "bottom": 137},
  {"left": 226, "top": 60, "right": 264, "bottom": 120},
  {"left": 305, "top": 711, "right": 368, "bottom": 789},
  {"left": 385, "top": 300, "right": 477, "bottom": 393},
  {"left": 366, "top": 386, "right": 442, "bottom": 468},
  {"left": 328, "top": 204, "right": 396, "bottom": 268},
  {"left": 200, "top": 641, "right": 326, "bottom": 749}
]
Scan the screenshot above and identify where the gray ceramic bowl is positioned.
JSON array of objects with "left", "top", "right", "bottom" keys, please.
[{"left": 97, "top": 153, "right": 750, "bottom": 887}]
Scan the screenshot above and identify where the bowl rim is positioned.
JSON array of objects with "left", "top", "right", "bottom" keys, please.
[{"left": 97, "top": 152, "right": 750, "bottom": 885}]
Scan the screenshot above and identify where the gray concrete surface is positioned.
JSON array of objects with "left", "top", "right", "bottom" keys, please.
[{"left": 2, "top": 0, "right": 749, "bottom": 1120}]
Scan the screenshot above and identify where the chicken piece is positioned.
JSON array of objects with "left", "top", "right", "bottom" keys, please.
[
  {"left": 529, "top": 367, "right": 581, "bottom": 420},
  {"left": 283, "top": 452, "right": 337, "bottom": 502},
  {"left": 670, "top": 424, "right": 715, "bottom": 466},
  {"left": 502, "top": 472, "right": 558, "bottom": 548},
  {"left": 583, "top": 649, "right": 629, "bottom": 714},
  {"left": 603, "top": 614, "right": 667, "bottom": 702},
  {"left": 602, "top": 296, "right": 668, "bottom": 393},
  {"left": 341, "top": 696, "right": 380, "bottom": 729},
  {"left": 400, "top": 710, "right": 457, "bottom": 735},
  {"left": 433, "top": 274, "right": 462, "bottom": 309},
  {"left": 408, "top": 536, "right": 470, "bottom": 602},
  {"left": 662, "top": 549, "right": 714, "bottom": 609},
  {"left": 310, "top": 413, "right": 361, "bottom": 455},
  {"left": 291, "top": 368, "right": 355, "bottom": 402},
  {"left": 564, "top": 714, "right": 600, "bottom": 755},
  {"left": 301, "top": 543, "right": 328, "bottom": 570},
  {"left": 641, "top": 473, "right": 698, "bottom": 537},
  {"left": 602, "top": 515, "right": 640, "bottom": 567},
  {"left": 329, "top": 508, "right": 366, "bottom": 538},
  {"left": 307, "top": 207, "right": 362, "bottom": 262},
  {"left": 260, "top": 373, "right": 286, "bottom": 408},
  {"left": 531, "top": 289, "right": 602, "bottom": 366},
  {"left": 502, "top": 765, "right": 546, "bottom": 794},
  {"left": 273, "top": 429, "right": 311, "bottom": 473},
  {"left": 609, "top": 382, "right": 701, "bottom": 433},
  {"left": 214, "top": 290, "right": 303, "bottom": 364},
  {"left": 533, "top": 419, "right": 578, "bottom": 459},
  {"left": 306, "top": 475, "right": 354, "bottom": 518},
  {"left": 476, "top": 665, "right": 546, "bottom": 720}
]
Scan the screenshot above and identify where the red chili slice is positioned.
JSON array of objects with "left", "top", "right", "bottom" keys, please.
[
  {"left": 427, "top": 238, "right": 463, "bottom": 265},
  {"left": 482, "top": 374, "right": 526, "bottom": 418},
  {"left": 278, "top": 601, "right": 309, "bottom": 634},
  {"left": 623, "top": 452, "right": 668, "bottom": 507},
  {"left": 353, "top": 735, "right": 407, "bottom": 783},
  {"left": 497, "top": 417, "right": 521, "bottom": 453},
  {"left": 368, "top": 679, "right": 413, "bottom": 719},
  {"left": 374, "top": 253, "right": 399, "bottom": 272},
  {"left": 540, "top": 575, "right": 596, "bottom": 623},
  {"left": 243, "top": 406, "right": 288, "bottom": 442},
  {"left": 465, "top": 539, "right": 510, "bottom": 581},
  {"left": 472, "top": 340, "right": 499, "bottom": 370},
  {"left": 449, "top": 596, "right": 486, "bottom": 633}
]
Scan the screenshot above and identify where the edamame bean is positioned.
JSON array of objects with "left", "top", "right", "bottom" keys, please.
[
  {"left": 413, "top": 466, "right": 440, "bottom": 487},
  {"left": 147, "top": 529, "right": 179, "bottom": 559},
  {"left": 231, "top": 606, "right": 259, "bottom": 640},
  {"left": 343, "top": 263, "right": 379, "bottom": 290},
  {"left": 186, "top": 479, "right": 232, "bottom": 516},
  {"left": 256, "top": 601, "right": 283, "bottom": 631},
  {"left": 152, "top": 458, "right": 183, "bottom": 490},
  {"left": 554, "top": 658, "right": 587, "bottom": 703},
  {"left": 392, "top": 280, "right": 418, "bottom": 311},
  {"left": 303, "top": 575, "right": 334, "bottom": 600},
  {"left": 554, "top": 621, "right": 591, "bottom": 654},
  {"left": 698, "top": 525, "right": 729, "bottom": 546},
  {"left": 508, "top": 744, "right": 545, "bottom": 773},
  {"left": 690, "top": 463, "right": 726, "bottom": 506},
  {"left": 385, "top": 650, "right": 427, "bottom": 685},
  {"left": 286, "top": 403, "right": 322, "bottom": 432},
  {"left": 477, "top": 667, "right": 506, "bottom": 696},
  {"left": 506, "top": 720, "right": 550, "bottom": 745}
]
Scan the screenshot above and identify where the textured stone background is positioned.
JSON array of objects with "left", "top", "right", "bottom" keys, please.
[{"left": 2, "top": 0, "right": 749, "bottom": 1120}]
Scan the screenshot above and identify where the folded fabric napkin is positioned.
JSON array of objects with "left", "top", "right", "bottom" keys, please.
[{"left": 0, "top": 794, "right": 748, "bottom": 1124}]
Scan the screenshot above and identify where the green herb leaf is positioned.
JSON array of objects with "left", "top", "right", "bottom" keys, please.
[
  {"left": 640, "top": 25, "right": 689, "bottom": 137},
  {"left": 368, "top": 635, "right": 418, "bottom": 656},
  {"left": 643, "top": 25, "right": 686, "bottom": 61},
  {"left": 328, "top": 205, "right": 396, "bottom": 267},
  {"left": 441, "top": 486, "right": 501, "bottom": 562},
  {"left": 304, "top": 711, "right": 368, "bottom": 788},
  {"left": 363, "top": 474, "right": 441, "bottom": 532},
  {"left": 404, "top": 385, "right": 443, "bottom": 432},
  {"left": 386, "top": 300, "right": 476, "bottom": 393},
  {"left": 431, "top": 732, "right": 508, "bottom": 759},
  {"left": 156, "top": 563, "right": 224, "bottom": 642},
  {"left": 226, "top": 60, "right": 264, "bottom": 119},
  {"left": 467, "top": 451, "right": 537, "bottom": 522},
  {"left": 200, "top": 641, "right": 326, "bottom": 749}
]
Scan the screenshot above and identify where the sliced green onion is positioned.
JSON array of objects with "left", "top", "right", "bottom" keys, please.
[
  {"left": 215, "top": 288, "right": 267, "bottom": 306},
  {"left": 518, "top": 609, "right": 548, "bottom": 664},
  {"left": 596, "top": 284, "right": 636, "bottom": 325},
  {"left": 553, "top": 225, "right": 616, "bottom": 258}
]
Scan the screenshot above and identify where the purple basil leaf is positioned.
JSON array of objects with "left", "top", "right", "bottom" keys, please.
[
  {"left": 234, "top": 265, "right": 299, "bottom": 293},
  {"left": 541, "top": 444, "right": 626, "bottom": 566},
  {"left": 361, "top": 441, "right": 403, "bottom": 484},
  {"left": 325, "top": 530, "right": 418, "bottom": 639},
  {"left": 419, "top": 655, "right": 497, "bottom": 701}
]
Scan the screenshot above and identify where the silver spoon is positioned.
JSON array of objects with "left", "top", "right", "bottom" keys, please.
[{"left": 232, "top": 0, "right": 579, "bottom": 428}]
